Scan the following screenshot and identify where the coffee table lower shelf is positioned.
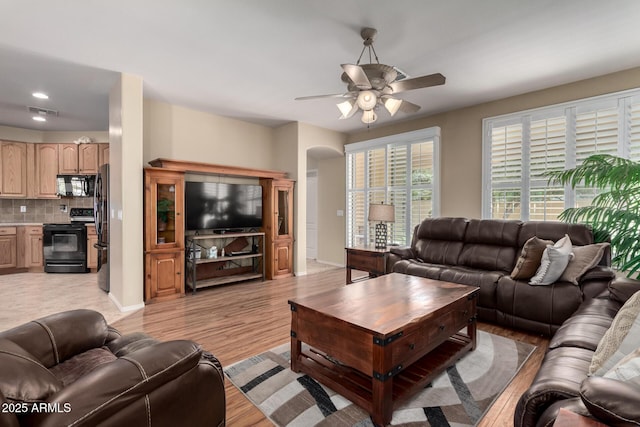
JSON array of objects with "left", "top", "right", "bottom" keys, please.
[{"left": 294, "top": 332, "right": 474, "bottom": 424}]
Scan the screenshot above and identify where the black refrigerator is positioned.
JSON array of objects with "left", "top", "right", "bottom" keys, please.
[{"left": 94, "top": 164, "right": 110, "bottom": 292}]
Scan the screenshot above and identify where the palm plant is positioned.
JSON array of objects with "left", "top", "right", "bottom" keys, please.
[{"left": 546, "top": 154, "right": 640, "bottom": 278}]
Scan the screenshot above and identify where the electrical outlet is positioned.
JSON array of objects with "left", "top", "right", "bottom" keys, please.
[
  {"left": 59, "top": 204, "right": 67, "bottom": 213},
  {"left": 20, "top": 205, "right": 26, "bottom": 213}
]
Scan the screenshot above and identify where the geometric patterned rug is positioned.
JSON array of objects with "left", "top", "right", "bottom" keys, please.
[{"left": 225, "top": 331, "right": 535, "bottom": 426}]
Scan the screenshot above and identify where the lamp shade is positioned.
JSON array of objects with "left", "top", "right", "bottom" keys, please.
[{"left": 368, "top": 203, "right": 395, "bottom": 222}]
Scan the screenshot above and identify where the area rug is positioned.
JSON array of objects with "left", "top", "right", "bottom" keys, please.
[{"left": 225, "top": 331, "right": 535, "bottom": 426}]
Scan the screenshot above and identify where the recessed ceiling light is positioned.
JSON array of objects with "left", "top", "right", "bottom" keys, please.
[
  {"left": 32, "top": 116, "right": 46, "bottom": 122},
  {"left": 32, "top": 92, "right": 49, "bottom": 99}
]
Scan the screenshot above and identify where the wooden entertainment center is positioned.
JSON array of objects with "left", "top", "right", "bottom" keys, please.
[{"left": 143, "top": 158, "right": 295, "bottom": 303}]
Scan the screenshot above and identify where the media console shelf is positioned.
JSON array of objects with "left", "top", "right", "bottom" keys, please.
[{"left": 185, "top": 232, "right": 265, "bottom": 293}]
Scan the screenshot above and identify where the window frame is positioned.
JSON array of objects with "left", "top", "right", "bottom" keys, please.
[
  {"left": 345, "top": 127, "right": 441, "bottom": 247},
  {"left": 482, "top": 87, "right": 640, "bottom": 220}
]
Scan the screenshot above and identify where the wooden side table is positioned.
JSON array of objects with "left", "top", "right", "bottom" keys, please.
[
  {"left": 553, "top": 408, "right": 608, "bottom": 427},
  {"left": 345, "top": 245, "right": 389, "bottom": 284}
]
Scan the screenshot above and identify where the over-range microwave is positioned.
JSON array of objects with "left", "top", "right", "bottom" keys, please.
[{"left": 56, "top": 175, "right": 96, "bottom": 197}]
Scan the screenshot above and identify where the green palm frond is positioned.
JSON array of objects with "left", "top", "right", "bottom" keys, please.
[{"left": 547, "top": 154, "right": 640, "bottom": 278}]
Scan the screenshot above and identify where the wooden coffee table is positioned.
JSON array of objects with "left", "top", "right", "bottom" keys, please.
[{"left": 288, "top": 273, "right": 479, "bottom": 426}]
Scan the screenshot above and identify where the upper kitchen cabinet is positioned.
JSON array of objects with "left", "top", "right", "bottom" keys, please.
[
  {"left": 59, "top": 143, "right": 99, "bottom": 174},
  {"left": 98, "top": 143, "right": 109, "bottom": 167},
  {"left": 35, "top": 144, "right": 60, "bottom": 199},
  {"left": 0, "top": 141, "right": 28, "bottom": 198}
]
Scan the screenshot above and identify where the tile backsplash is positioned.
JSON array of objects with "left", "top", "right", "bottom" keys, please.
[{"left": 0, "top": 197, "right": 93, "bottom": 224}]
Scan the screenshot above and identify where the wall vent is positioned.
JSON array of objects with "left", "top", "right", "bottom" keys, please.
[{"left": 27, "top": 106, "right": 59, "bottom": 116}]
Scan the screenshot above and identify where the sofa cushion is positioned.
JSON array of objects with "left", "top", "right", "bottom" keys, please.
[
  {"left": 603, "top": 347, "right": 640, "bottom": 383},
  {"left": 560, "top": 243, "right": 610, "bottom": 285},
  {"left": 530, "top": 235, "right": 573, "bottom": 285},
  {"left": 391, "top": 259, "right": 447, "bottom": 280},
  {"left": 49, "top": 347, "right": 117, "bottom": 386},
  {"left": 580, "top": 376, "right": 640, "bottom": 426},
  {"left": 589, "top": 290, "right": 640, "bottom": 375},
  {"left": 439, "top": 267, "right": 503, "bottom": 310},
  {"left": 458, "top": 219, "right": 521, "bottom": 272},
  {"left": 511, "top": 236, "right": 553, "bottom": 280},
  {"left": 518, "top": 221, "right": 594, "bottom": 247},
  {"left": 412, "top": 217, "right": 467, "bottom": 265},
  {"left": 0, "top": 338, "right": 62, "bottom": 403},
  {"left": 497, "top": 276, "right": 583, "bottom": 328}
]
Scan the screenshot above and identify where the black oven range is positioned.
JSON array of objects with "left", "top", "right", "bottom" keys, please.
[{"left": 43, "top": 208, "right": 94, "bottom": 273}]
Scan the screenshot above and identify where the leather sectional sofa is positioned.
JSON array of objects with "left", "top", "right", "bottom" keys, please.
[
  {"left": 0, "top": 309, "right": 225, "bottom": 427},
  {"left": 515, "top": 277, "right": 640, "bottom": 427},
  {"left": 389, "top": 217, "right": 640, "bottom": 425},
  {"left": 387, "top": 217, "right": 615, "bottom": 335}
]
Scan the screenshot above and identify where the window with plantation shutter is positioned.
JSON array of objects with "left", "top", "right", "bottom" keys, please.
[
  {"left": 483, "top": 88, "right": 640, "bottom": 220},
  {"left": 345, "top": 128, "right": 440, "bottom": 247}
]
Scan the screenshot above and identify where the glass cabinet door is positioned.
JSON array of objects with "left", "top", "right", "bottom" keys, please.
[
  {"left": 156, "top": 183, "right": 177, "bottom": 245},
  {"left": 277, "top": 189, "right": 289, "bottom": 236}
]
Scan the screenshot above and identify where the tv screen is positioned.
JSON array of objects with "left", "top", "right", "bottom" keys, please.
[{"left": 185, "top": 181, "right": 263, "bottom": 231}]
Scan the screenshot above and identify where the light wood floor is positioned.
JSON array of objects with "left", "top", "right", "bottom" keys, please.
[
  {"left": 111, "top": 269, "right": 549, "bottom": 427},
  {"left": 0, "top": 267, "right": 548, "bottom": 426}
]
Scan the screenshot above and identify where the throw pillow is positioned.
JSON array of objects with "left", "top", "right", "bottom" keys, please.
[
  {"left": 511, "top": 236, "right": 553, "bottom": 280},
  {"left": 589, "top": 290, "right": 640, "bottom": 375},
  {"left": 0, "top": 338, "right": 62, "bottom": 402},
  {"left": 603, "top": 347, "right": 640, "bottom": 384},
  {"left": 529, "top": 234, "right": 573, "bottom": 286},
  {"left": 560, "top": 243, "right": 610, "bottom": 285}
]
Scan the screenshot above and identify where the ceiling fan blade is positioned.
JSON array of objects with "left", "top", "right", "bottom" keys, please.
[
  {"left": 383, "top": 97, "right": 421, "bottom": 116},
  {"left": 389, "top": 73, "right": 446, "bottom": 93},
  {"left": 341, "top": 64, "right": 372, "bottom": 89},
  {"left": 295, "top": 93, "right": 354, "bottom": 101}
]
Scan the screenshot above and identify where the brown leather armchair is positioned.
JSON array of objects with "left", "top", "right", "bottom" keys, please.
[{"left": 0, "top": 309, "right": 225, "bottom": 427}]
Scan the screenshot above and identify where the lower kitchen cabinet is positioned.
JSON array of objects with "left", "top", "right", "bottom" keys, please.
[
  {"left": 20, "top": 226, "right": 43, "bottom": 268},
  {"left": 0, "top": 226, "right": 43, "bottom": 273},
  {"left": 86, "top": 225, "right": 97, "bottom": 270},
  {"left": 0, "top": 227, "right": 17, "bottom": 269},
  {"left": 145, "top": 251, "right": 184, "bottom": 302}
]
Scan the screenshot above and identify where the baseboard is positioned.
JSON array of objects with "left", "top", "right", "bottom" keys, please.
[
  {"left": 315, "top": 259, "right": 345, "bottom": 268},
  {"left": 108, "top": 293, "right": 145, "bottom": 313}
]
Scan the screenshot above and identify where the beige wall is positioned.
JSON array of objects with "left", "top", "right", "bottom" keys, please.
[
  {"left": 143, "top": 100, "right": 276, "bottom": 169},
  {"left": 348, "top": 66, "right": 640, "bottom": 218},
  {"left": 316, "top": 156, "right": 346, "bottom": 265}
]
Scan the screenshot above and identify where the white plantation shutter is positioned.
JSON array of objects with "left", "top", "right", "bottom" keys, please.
[
  {"left": 345, "top": 128, "right": 440, "bottom": 247},
  {"left": 529, "top": 116, "right": 566, "bottom": 220},
  {"left": 627, "top": 101, "right": 640, "bottom": 161},
  {"left": 483, "top": 88, "right": 640, "bottom": 220}
]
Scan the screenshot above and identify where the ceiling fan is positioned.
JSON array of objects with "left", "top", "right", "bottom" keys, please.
[{"left": 295, "top": 27, "right": 445, "bottom": 124}]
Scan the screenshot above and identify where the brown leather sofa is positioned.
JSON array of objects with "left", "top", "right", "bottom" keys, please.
[
  {"left": 0, "top": 309, "right": 225, "bottom": 427},
  {"left": 515, "top": 277, "right": 640, "bottom": 427},
  {"left": 387, "top": 217, "right": 615, "bottom": 335}
]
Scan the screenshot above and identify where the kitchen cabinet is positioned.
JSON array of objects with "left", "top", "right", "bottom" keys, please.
[
  {"left": 144, "top": 168, "right": 185, "bottom": 302},
  {"left": 0, "top": 141, "right": 28, "bottom": 198},
  {"left": 260, "top": 178, "right": 295, "bottom": 279},
  {"left": 0, "top": 227, "right": 17, "bottom": 269},
  {"left": 87, "top": 224, "right": 97, "bottom": 269},
  {"left": 35, "top": 144, "right": 59, "bottom": 198},
  {"left": 17, "top": 226, "right": 43, "bottom": 268},
  {"left": 98, "top": 143, "right": 109, "bottom": 166},
  {"left": 58, "top": 143, "right": 99, "bottom": 174}
]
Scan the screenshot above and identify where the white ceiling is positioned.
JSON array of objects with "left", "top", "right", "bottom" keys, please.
[{"left": 1, "top": 0, "right": 640, "bottom": 134}]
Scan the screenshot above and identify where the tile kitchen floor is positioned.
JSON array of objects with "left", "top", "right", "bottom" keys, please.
[{"left": 0, "top": 272, "right": 135, "bottom": 330}]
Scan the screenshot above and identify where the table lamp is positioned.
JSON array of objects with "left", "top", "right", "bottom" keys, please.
[{"left": 368, "top": 203, "right": 395, "bottom": 249}]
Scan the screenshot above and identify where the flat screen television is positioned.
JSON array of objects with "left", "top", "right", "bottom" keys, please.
[{"left": 185, "top": 181, "right": 263, "bottom": 231}]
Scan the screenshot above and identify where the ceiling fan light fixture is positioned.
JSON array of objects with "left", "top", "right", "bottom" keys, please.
[
  {"left": 356, "top": 90, "right": 377, "bottom": 111},
  {"left": 361, "top": 110, "right": 377, "bottom": 124},
  {"left": 337, "top": 99, "right": 356, "bottom": 118},
  {"left": 383, "top": 98, "right": 402, "bottom": 117}
]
